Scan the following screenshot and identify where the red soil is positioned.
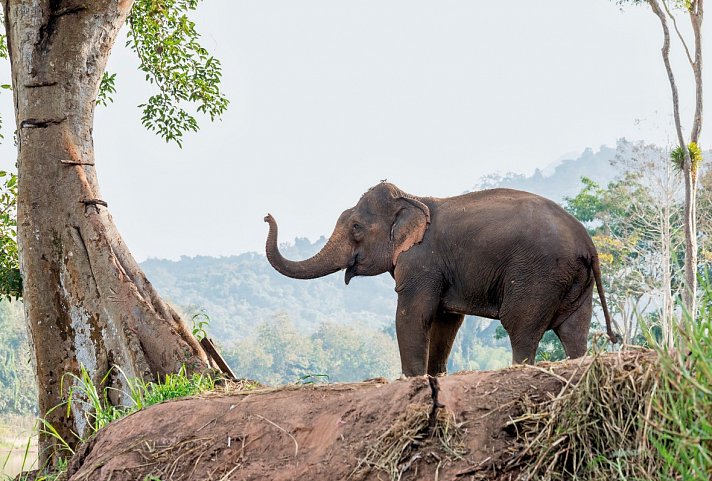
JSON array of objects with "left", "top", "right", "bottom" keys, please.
[{"left": 66, "top": 357, "right": 599, "bottom": 481}]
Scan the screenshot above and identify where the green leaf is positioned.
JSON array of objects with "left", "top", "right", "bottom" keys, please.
[
  {"left": 127, "top": 0, "right": 229, "bottom": 147},
  {"left": 0, "top": 171, "right": 21, "bottom": 300},
  {"left": 96, "top": 71, "right": 117, "bottom": 107}
]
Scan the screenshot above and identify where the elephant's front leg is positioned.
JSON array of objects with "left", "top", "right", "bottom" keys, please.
[
  {"left": 395, "top": 289, "right": 441, "bottom": 377},
  {"left": 427, "top": 311, "right": 464, "bottom": 376}
]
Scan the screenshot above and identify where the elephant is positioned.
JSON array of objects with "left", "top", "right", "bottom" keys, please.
[{"left": 264, "top": 182, "right": 619, "bottom": 377}]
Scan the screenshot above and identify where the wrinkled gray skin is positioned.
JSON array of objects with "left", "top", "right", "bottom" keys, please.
[{"left": 265, "top": 182, "right": 618, "bottom": 377}]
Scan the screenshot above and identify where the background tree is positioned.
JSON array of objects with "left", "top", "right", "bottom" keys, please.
[
  {"left": 1, "top": 0, "right": 227, "bottom": 466},
  {"left": 0, "top": 300, "right": 36, "bottom": 415},
  {"left": 223, "top": 315, "right": 402, "bottom": 385},
  {"left": 611, "top": 140, "right": 684, "bottom": 347},
  {"left": 565, "top": 141, "right": 686, "bottom": 346},
  {"left": 615, "top": 0, "right": 704, "bottom": 318},
  {"left": 565, "top": 174, "right": 654, "bottom": 343},
  {"left": 695, "top": 168, "right": 712, "bottom": 269},
  {"left": 0, "top": 170, "right": 20, "bottom": 300}
]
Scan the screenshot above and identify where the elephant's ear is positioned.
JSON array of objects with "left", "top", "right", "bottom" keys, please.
[{"left": 390, "top": 197, "right": 430, "bottom": 266}]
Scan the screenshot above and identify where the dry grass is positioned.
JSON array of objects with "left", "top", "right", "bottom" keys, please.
[
  {"left": 352, "top": 402, "right": 466, "bottom": 481},
  {"left": 506, "top": 350, "right": 660, "bottom": 480},
  {"left": 134, "top": 437, "right": 213, "bottom": 481}
]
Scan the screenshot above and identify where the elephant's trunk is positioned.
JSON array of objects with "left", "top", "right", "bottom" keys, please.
[{"left": 264, "top": 213, "right": 353, "bottom": 279}]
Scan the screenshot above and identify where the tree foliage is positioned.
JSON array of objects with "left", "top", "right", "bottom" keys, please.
[
  {"left": 96, "top": 71, "right": 117, "bottom": 107},
  {"left": 127, "top": 0, "right": 229, "bottom": 147},
  {"left": 562, "top": 140, "right": 712, "bottom": 345},
  {"left": 0, "top": 171, "right": 20, "bottom": 301},
  {"left": 566, "top": 172, "right": 666, "bottom": 343}
]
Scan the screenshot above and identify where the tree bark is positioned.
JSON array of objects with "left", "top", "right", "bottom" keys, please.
[{"left": 2, "top": 0, "right": 211, "bottom": 467}]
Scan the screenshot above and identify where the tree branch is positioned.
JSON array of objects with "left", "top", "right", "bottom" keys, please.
[
  {"left": 661, "top": 0, "right": 695, "bottom": 66},
  {"left": 649, "top": 0, "right": 687, "bottom": 150},
  {"left": 688, "top": 0, "right": 703, "bottom": 144}
]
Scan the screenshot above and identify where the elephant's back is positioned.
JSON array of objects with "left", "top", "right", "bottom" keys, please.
[
  {"left": 431, "top": 188, "right": 593, "bottom": 257},
  {"left": 428, "top": 188, "right": 596, "bottom": 322}
]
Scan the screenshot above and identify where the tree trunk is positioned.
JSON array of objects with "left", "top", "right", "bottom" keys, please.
[
  {"left": 2, "top": 0, "right": 211, "bottom": 467},
  {"left": 648, "top": 0, "right": 700, "bottom": 321},
  {"left": 682, "top": 168, "right": 698, "bottom": 318},
  {"left": 660, "top": 171, "right": 675, "bottom": 349}
]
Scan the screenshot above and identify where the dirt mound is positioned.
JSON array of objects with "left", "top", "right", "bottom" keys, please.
[{"left": 66, "top": 352, "right": 653, "bottom": 481}]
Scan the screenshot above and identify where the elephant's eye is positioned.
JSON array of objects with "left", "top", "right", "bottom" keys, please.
[{"left": 352, "top": 223, "right": 361, "bottom": 230}]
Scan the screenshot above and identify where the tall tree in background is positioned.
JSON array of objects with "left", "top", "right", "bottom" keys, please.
[
  {"left": 616, "top": 0, "right": 704, "bottom": 318},
  {"left": 1, "top": 0, "right": 227, "bottom": 466},
  {"left": 611, "top": 141, "right": 683, "bottom": 347}
]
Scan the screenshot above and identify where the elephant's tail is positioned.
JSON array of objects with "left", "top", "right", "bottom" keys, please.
[{"left": 592, "top": 254, "right": 621, "bottom": 344}]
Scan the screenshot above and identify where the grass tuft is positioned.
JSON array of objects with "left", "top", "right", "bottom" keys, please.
[
  {"left": 649, "top": 278, "right": 712, "bottom": 481},
  {"left": 59, "top": 365, "right": 218, "bottom": 441},
  {"left": 4, "top": 366, "right": 236, "bottom": 481},
  {"left": 503, "top": 277, "right": 712, "bottom": 481},
  {"left": 507, "top": 351, "right": 658, "bottom": 480}
]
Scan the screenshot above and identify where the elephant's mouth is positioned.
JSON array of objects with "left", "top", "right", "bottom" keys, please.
[{"left": 344, "top": 254, "right": 359, "bottom": 285}]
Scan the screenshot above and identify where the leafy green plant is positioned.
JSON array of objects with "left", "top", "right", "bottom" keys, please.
[
  {"left": 139, "top": 366, "right": 216, "bottom": 405},
  {"left": 647, "top": 275, "right": 712, "bottom": 480},
  {"left": 190, "top": 310, "right": 211, "bottom": 341},
  {"left": 0, "top": 170, "right": 20, "bottom": 301},
  {"left": 126, "top": 0, "right": 229, "bottom": 147},
  {"left": 96, "top": 71, "right": 117, "bottom": 107},
  {"left": 670, "top": 142, "right": 704, "bottom": 175},
  {"left": 62, "top": 367, "right": 130, "bottom": 436},
  {"left": 37, "top": 364, "right": 219, "bottom": 456}
]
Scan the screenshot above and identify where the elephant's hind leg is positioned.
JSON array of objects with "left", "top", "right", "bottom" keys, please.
[
  {"left": 553, "top": 300, "right": 592, "bottom": 359},
  {"left": 501, "top": 292, "right": 558, "bottom": 365},
  {"left": 427, "top": 311, "right": 464, "bottom": 376},
  {"left": 509, "top": 333, "right": 544, "bottom": 364}
]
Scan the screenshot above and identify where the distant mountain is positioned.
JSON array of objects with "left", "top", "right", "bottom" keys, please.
[
  {"left": 142, "top": 144, "right": 626, "bottom": 343},
  {"left": 476, "top": 145, "right": 621, "bottom": 201}
]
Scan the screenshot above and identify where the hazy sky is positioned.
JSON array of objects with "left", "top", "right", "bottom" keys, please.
[{"left": 1, "top": 1, "right": 709, "bottom": 260}]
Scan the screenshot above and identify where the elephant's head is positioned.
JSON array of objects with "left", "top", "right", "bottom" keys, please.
[{"left": 264, "top": 182, "right": 430, "bottom": 284}]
